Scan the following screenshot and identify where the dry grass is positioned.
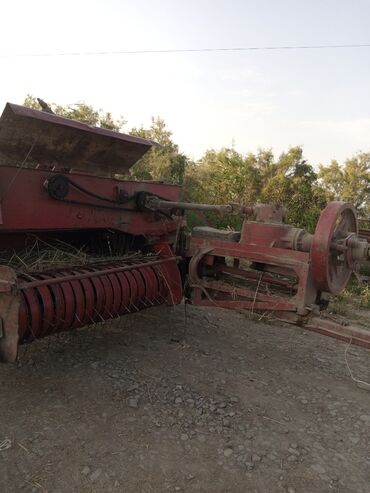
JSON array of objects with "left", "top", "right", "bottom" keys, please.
[{"left": 0, "top": 238, "right": 147, "bottom": 274}]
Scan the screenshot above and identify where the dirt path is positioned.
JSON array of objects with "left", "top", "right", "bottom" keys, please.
[{"left": 1, "top": 305, "right": 370, "bottom": 492}]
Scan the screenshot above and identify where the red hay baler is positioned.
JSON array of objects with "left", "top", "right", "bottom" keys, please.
[{"left": 0, "top": 102, "right": 369, "bottom": 363}]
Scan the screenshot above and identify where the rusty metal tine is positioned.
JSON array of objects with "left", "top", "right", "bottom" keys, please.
[{"left": 93, "top": 309, "right": 106, "bottom": 323}]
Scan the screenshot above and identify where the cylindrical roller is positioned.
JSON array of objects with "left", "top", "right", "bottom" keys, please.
[
  {"left": 69, "top": 274, "right": 86, "bottom": 329},
  {"left": 17, "top": 256, "right": 182, "bottom": 344}
]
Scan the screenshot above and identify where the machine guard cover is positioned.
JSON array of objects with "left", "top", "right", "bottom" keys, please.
[{"left": 0, "top": 103, "right": 157, "bottom": 175}]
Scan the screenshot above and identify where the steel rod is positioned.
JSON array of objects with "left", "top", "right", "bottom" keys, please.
[{"left": 17, "top": 256, "right": 180, "bottom": 289}]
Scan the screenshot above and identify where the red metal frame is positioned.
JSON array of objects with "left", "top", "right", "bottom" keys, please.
[
  {"left": 187, "top": 225, "right": 316, "bottom": 317},
  {"left": 0, "top": 166, "right": 181, "bottom": 238},
  {"left": 186, "top": 203, "right": 370, "bottom": 351},
  {"left": 304, "top": 316, "right": 370, "bottom": 350}
]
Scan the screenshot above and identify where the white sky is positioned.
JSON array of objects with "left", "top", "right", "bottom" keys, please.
[{"left": 0, "top": 0, "right": 369, "bottom": 165}]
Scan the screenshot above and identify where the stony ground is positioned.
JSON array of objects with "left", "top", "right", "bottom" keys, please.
[{"left": 1, "top": 304, "right": 370, "bottom": 493}]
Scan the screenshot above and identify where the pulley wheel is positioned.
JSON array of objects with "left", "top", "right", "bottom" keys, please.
[{"left": 311, "top": 201, "right": 358, "bottom": 294}]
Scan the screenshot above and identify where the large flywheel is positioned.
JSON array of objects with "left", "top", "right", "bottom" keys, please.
[{"left": 311, "top": 201, "right": 358, "bottom": 294}]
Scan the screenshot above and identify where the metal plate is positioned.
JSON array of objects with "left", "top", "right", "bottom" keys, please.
[
  {"left": 99, "top": 274, "right": 114, "bottom": 319},
  {"left": 140, "top": 266, "right": 157, "bottom": 304},
  {"left": 22, "top": 288, "right": 42, "bottom": 340},
  {"left": 0, "top": 103, "right": 157, "bottom": 175},
  {"left": 107, "top": 273, "right": 122, "bottom": 317},
  {"left": 45, "top": 276, "right": 66, "bottom": 334},
  {"left": 18, "top": 292, "right": 30, "bottom": 340},
  {"left": 74, "top": 270, "right": 96, "bottom": 325},
  {"left": 35, "top": 274, "right": 56, "bottom": 336},
  {"left": 68, "top": 274, "right": 86, "bottom": 328},
  {"left": 85, "top": 270, "right": 105, "bottom": 322},
  {"left": 124, "top": 271, "right": 139, "bottom": 309},
  {"left": 131, "top": 270, "right": 146, "bottom": 308},
  {"left": 116, "top": 271, "right": 131, "bottom": 314},
  {"left": 59, "top": 281, "right": 76, "bottom": 331}
]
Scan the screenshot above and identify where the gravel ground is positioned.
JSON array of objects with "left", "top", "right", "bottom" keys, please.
[{"left": 1, "top": 304, "right": 370, "bottom": 492}]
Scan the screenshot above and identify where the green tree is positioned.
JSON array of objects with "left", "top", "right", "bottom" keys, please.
[
  {"left": 23, "top": 94, "right": 125, "bottom": 131},
  {"left": 183, "top": 148, "right": 266, "bottom": 229},
  {"left": 260, "top": 147, "right": 327, "bottom": 231},
  {"left": 187, "top": 148, "right": 261, "bottom": 203},
  {"left": 130, "top": 117, "right": 188, "bottom": 184},
  {"left": 319, "top": 153, "right": 370, "bottom": 213},
  {"left": 184, "top": 146, "right": 326, "bottom": 231}
]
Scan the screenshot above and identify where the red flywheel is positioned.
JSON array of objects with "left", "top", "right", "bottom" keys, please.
[{"left": 311, "top": 201, "right": 358, "bottom": 294}]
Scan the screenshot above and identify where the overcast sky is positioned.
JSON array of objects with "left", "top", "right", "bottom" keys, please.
[{"left": 0, "top": 0, "right": 369, "bottom": 165}]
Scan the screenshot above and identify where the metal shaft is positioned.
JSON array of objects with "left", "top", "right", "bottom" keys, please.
[{"left": 145, "top": 196, "right": 254, "bottom": 215}]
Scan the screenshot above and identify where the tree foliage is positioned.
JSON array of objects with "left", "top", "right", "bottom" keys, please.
[
  {"left": 319, "top": 153, "right": 370, "bottom": 212},
  {"left": 259, "top": 147, "right": 327, "bottom": 230},
  {"left": 23, "top": 94, "right": 125, "bottom": 131},
  {"left": 185, "top": 146, "right": 327, "bottom": 231},
  {"left": 130, "top": 117, "right": 188, "bottom": 184}
]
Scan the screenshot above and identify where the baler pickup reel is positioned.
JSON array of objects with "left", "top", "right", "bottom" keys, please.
[{"left": 0, "top": 101, "right": 369, "bottom": 363}]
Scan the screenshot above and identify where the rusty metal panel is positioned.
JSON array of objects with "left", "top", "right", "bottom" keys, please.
[
  {"left": 0, "top": 103, "right": 157, "bottom": 175},
  {"left": 0, "top": 166, "right": 181, "bottom": 237}
]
